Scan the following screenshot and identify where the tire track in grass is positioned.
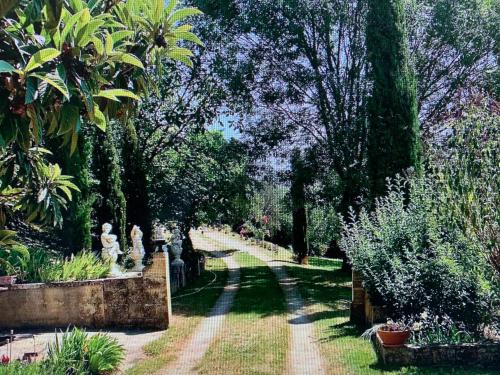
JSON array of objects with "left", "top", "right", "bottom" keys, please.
[
  {"left": 204, "top": 231, "right": 327, "bottom": 375},
  {"left": 159, "top": 245, "right": 241, "bottom": 374},
  {"left": 125, "top": 234, "right": 230, "bottom": 375},
  {"left": 196, "top": 250, "right": 288, "bottom": 375}
]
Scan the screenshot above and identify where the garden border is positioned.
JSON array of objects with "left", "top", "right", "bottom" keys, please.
[{"left": 0, "top": 253, "right": 172, "bottom": 330}]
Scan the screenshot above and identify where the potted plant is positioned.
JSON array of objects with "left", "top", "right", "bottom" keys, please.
[
  {"left": 376, "top": 321, "right": 411, "bottom": 347},
  {"left": 362, "top": 319, "right": 412, "bottom": 347}
]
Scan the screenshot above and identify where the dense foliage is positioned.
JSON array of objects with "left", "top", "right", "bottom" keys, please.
[
  {"left": 342, "top": 176, "right": 497, "bottom": 329},
  {"left": 0, "top": 0, "right": 202, "bottom": 249},
  {"left": 366, "top": 0, "right": 420, "bottom": 198},
  {"left": 429, "top": 105, "right": 499, "bottom": 274},
  {"left": 188, "top": 0, "right": 497, "bottom": 260}
]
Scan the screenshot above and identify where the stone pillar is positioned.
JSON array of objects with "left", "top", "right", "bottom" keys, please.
[
  {"left": 350, "top": 270, "right": 366, "bottom": 324},
  {"left": 143, "top": 252, "right": 172, "bottom": 328},
  {"left": 170, "top": 262, "right": 186, "bottom": 292}
]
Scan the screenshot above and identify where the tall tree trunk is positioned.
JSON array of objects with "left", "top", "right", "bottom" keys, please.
[
  {"left": 366, "top": 0, "right": 421, "bottom": 200},
  {"left": 291, "top": 150, "right": 309, "bottom": 264}
]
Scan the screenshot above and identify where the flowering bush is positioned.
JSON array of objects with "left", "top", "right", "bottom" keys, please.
[
  {"left": 409, "top": 312, "right": 478, "bottom": 346},
  {"left": 341, "top": 176, "right": 497, "bottom": 329}
]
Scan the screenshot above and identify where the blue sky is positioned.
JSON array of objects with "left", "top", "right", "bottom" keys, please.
[{"left": 209, "top": 114, "right": 242, "bottom": 140}]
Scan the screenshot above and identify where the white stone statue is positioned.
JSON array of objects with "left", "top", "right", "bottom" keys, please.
[
  {"left": 130, "top": 225, "right": 145, "bottom": 272},
  {"left": 153, "top": 222, "right": 166, "bottom": 241},
  {"left": 170, "top": 228, "right": 184, "bottom": 266},
  {"left": 101, "top": 223, "right": 123, "bottom": 276}
]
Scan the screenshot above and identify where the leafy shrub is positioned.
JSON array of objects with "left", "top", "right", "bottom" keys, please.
[
  {"left": 0, "top": 244, "right": 29, "bottom": 276},
  {"left": 47, "top": 328, "right": 88, "bottom": 374},
  {"left": 86, "top": 334, "right": 125, "bottom": 374},
  {"left": 429, "top": 106, "right": 499, "bottom": 274},
  {"left": 20, "top": 250, "right": 111, "bottom": 283},
  {"left": 341, "top": 176, "right": 495, "bottom": 328},
  {"left": 0, "top": 328, "right": 123, "bottom": 375},
  {"left": 307, "top": 204, "right": 341, "bottom": 256},
  {"left": 47, "top": 328, "right": 124, "bottom": 375}
]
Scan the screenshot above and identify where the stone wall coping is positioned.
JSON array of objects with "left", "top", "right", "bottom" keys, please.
[
  {"left": 374, "top": 332, "right": 500, "bottom": 367},
  {"left": 404, "top": 341, "right": 500, "bottom": 349},
  {"left": 1, "top": 273, "right": 143, "bottom": 291}
]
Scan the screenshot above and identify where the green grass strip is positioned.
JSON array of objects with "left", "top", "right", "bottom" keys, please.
[{"left": 197, "top": 251, "right": 289, "bottom": 375}]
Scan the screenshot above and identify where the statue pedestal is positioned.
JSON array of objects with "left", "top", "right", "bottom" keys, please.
[{"left": 108, "top": 261, "right": 123, "bottom": 277}]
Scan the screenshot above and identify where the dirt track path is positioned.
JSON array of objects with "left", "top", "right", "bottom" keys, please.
[
  {"left": 159, "top": 247, "right": 240, "bottom": 375},
  {"left": 204, "top": 231, "right": 326, "bottom": 375}
]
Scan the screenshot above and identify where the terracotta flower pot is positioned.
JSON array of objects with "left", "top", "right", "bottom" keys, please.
[
  {"left": 377, "top": 327, "right": 411, "bottom": 347},
  {"left": 0, "top": 275, "right": 17, "bottom": 286}
]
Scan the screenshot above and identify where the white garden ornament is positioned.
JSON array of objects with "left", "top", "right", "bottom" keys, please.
[
  {"left": 101, "top": 222, "right": 123, "bottom": 276},
  {"left": 130, "top": 225, "right": 145, "bottom": 272}
]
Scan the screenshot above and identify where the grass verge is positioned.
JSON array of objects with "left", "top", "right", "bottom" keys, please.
[{"left": 197, "top": 251, "right": 288, "bottom": 375}]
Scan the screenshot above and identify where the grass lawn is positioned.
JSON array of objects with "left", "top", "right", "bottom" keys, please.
[
  {"left": 124, "top": 255, "right": 229, "bottom": 375},
  {"left": 197, "top": 251, "right": 289, "bottom": 375},
  {"left": 283, "top": 257, "right": 500, "bottom": 375}
]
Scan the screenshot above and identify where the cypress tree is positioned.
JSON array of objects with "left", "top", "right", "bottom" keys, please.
[
  {"left": 290, "top": 150, "right": 309, "bottom": 264},
  {"left": 92, "top": 124, "right": 127, "bottom": 251},
  {"left": 366, "top": 0, "right": 421, "bottom": 198},
  {"left": 122, "top": 121, "right": 153, "bottom": 252},
  {"left": 59, "top": 133, "right": 94, "bottom": 254}
]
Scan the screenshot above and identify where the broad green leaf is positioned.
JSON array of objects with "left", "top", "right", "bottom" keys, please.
[
  {"left": 95, "top": 89, "right": 140, "bottom": 101},
  {"left": 58, "top": 104, "right": 79, "bottom": 135},
  {"left": 76, "top": 19, "right": 104, "bottom": 47},
  {"left": 168, "top": 54, "right": 192, "bottom": 68},
  {"left": 105, "top": 32, "right": 113, "bottom": 55},
  {"left": 110, "top": 53, "right": 144, "bottom": 68},
  {"left": 70, "top": 131, "right": 78, "bottom": 154},
  {"left": 164, "top": 0, "right": 178, "bottom": 16},
  {"left": 74, "top": 8, "right": 90, "bottom": 36},
  {"left": 167, "top": 46, "right": 194, "bottom": 58},
  {"left": 168, "top": 7, "right": 203, "bottom": 24},
  {"left": 0, "top": 60, "right": 15, "bottom": 73},
  {"left": 110, "top": 30, "right": 134, "bottom": 44},
  {"left": 52, "top": 29, "right": 61, "bottom": 49},
  {"left": 25, "top": 76, "right": 39, "bottom": 104},
  {"left": 153, "top": 0, "right": 163, "bottom": 23},
  {"left": 61, "top": 9, "right": 85, "bottom": 42},
  {"left": 78, "top": 79, "right": 93, "bottom": 113},
  {"left": 90, "top": 105, "right": 106, "bottom": 131},
  {"left": 68, "top": 0, "right": 84, "bottom": 12},
  {"left": 25, "top": 48, "right": 61, "bottom": 72},
  {"left": 91, "top": 36, "right": 104, "bottom": 55},
  {"left": 30, "top": 72, "right": 69, "bottom": 99},
  {"left": 58, "top": 185, "right": 73, "bottom": 200},
  {"left": 175, "top": 31, "right": 204, "bottom": 46},
  {"left": 173, "top": 24, "right": 193, "bottom": 32}
]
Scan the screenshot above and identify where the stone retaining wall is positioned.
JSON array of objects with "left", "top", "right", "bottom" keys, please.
[
  {"left": 0, "top": 253, "right": 171, "bottom": 330},
  {"left": 351, "top": 271, "right": 387, "bottom": 326},
  {"left": 374, "top": 334, "right": 500, "bottom": 367}
]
